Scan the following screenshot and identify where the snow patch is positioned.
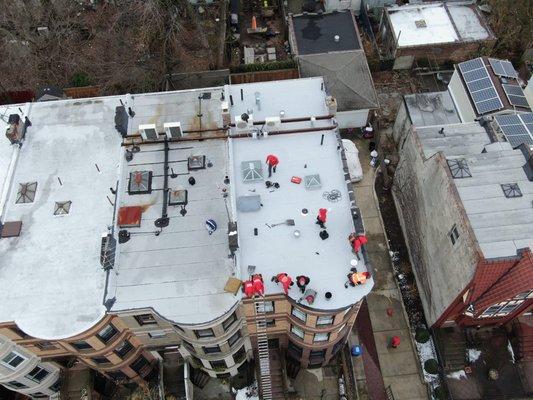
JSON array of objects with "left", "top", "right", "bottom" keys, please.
[
  {"left": 447, "top": 370, "right": 467, "bottom": 380},
  {"left": 234, "top": 382, "right": 259, "bottom": 400},
  {"left": 415, "top": 336, "right": 439, "bottom": 383},
  {"left": 467, "top": 348, "right": 481, "bottom": 363},
  {"left": 508, "top": 340, "right": 515, "bottom": 363}
]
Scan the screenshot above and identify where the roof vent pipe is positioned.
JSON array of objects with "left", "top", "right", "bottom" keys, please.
[{"left": 334, "top": 35, "right": 340, "bottom": 42}]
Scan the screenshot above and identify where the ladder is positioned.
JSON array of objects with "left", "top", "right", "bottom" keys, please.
[{"left": 254, "top": 297, "right": 273, "bottom": 400}]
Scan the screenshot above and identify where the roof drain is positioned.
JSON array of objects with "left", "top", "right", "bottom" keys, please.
[{"left": 155, "top": 138, "right": 170, "bottom": 233}]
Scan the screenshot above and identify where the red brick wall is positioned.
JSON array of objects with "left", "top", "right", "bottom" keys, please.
[{"left": 395, "top": 39, "right": 496, "bottom": 64}]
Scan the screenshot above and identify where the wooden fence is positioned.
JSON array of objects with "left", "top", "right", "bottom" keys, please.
[{"left": 230, "top": 68, "right": 299, "bottom": 84}]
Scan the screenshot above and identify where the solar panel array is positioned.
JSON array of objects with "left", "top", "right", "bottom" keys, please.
[
  {"left": 502, "top": 84, "right": 531, "bottom": 109},
  {"left": 458, "top": 58, "right": 503, "bottom": 115},
  {"left": 495, "top": 113, "right": 533, "bottom": 148},
  {"left": 488, "top": 58, "right": 518, "bottom": 79}
]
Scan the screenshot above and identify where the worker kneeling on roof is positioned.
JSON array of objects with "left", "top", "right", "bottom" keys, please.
[
  {"left": 271, "top": 272, "right": 293, "bottom": 295},
  {"left": 252, "top": 274, "right": 264, "bottom": 296},
  {"left": 345, "top": 271, "right": 370, "bottom": 288}
]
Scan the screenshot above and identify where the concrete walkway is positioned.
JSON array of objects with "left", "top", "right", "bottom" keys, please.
[{"left": 350, "top": 137, "right": 428, "bottom": 400}]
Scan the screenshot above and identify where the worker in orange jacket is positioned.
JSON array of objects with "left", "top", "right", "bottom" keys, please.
[
  {"left": 271, "top": 272, "right": 293, "bottom": 295},
  {"left": 252, "top": 274, "right": 264, "bottom": 296},
  {"left": 345, "top": 271, "right": 370, "bottom": 288}
]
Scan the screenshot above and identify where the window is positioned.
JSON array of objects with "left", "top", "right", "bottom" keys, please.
[
  {"left": 16, "top": 182, "right": 37, "bottom": 204},
  {"left": 1, "top": 352, "right": 25, "bottom": 369},
  {"left": 447, "top": 158, "right": 471, "bottom": 178},
  {"left": 97, "top": 325, "right": 118, "bottom": 344},
  {"left": 313, "top": 332, "right": 330, "bottom": 342},
  {"left": 316, "top": 315, "right": 334, "bottom": 326},
  {"left": 71, "top": 340, "right": 92, "bottom": 351},
  {"left": 107, "top": 371, "right": 128, "bottom": 382},
  {"left": 6, "top": 381, "right": 27, "bottom": 389},
  {"left": 288, "top": 341, "right": 302, "bottom": 357},
  {"left": 266, "top": 319, "right": 276, "bottom": 327},
  {"left": 222, "top": 313, "right": 237, "bottom": 331},
  {"left": 203, "top": 345, "right": 221, "bottom": 354},
  {"left": 308, "top": 361, "right": 323, "bottom": 369},
  {"left": 130, "top": 356, "right": 150, "bottom": 374},
  {"left": 182, "top": 341, "right": 194, "bottom": 353},
  {"left": 291, "top": 325, "right": 304, "bottom": 339},
  {"left": 309, "top": 349, "right": 326, "bottom": 359},
  {"left": 210, "top": 360, "right": 227, "bottom": 370},
  {"left": 114, "top": 340, "right": 134, "bottom": 358},
  {"left": 31, "top": 393, "right": 47, "bottom": 398},
  {"left": 36, "top": 342, "right": 57, "bottom": 351},
  {"left": 480, "top": 291, "right": 532, "bottom": 318},
  {"left": 449, "top": 224, "right": 460, "bottom": 245},
  {"left": 26, "top": 366, "right": 50, "bottom": 383},
  {"left": 291, "top": 307, "right": 307, "bottom": 323},
  {"left": 49, "top": 378, "right": 62, "bottom": 392},
  {"left": 228, "top": 331, "right": 241, "bottom": 348},
  {"left": 135, "top": 314, "right": 157, "bottom": 326},
  {"left": 256, "top": 301, "right": 274, "bottom": 313},
  {"left": 54, "top": 201, "right": 72, "bottom": 215},
  {"left": 233, "top": 346, "right": 246, "bottom": 364},
  {"left": 501, "top": 183, "right": 522, "bottom": 198},
  {"left": 195, "top": 328, "right": 215, "bottom": 339},
  {"left": 92, "top": 357, "right": 110, "bottom": 365},
  {"left": 148, "top": 331, "right": 167, "bottom": 339}
]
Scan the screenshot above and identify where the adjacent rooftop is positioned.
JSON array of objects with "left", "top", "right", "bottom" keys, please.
[
  {"left": 386, "top": 2, "right": 493, "bottom": 48},
  {"left": 417, "top": 123, "right": 533, "bottom": 259}
]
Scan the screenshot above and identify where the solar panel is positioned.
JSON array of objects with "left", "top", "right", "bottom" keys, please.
[
  {"left": 488, "top": 58, "right": 518, "bottom": 79},
  {"left": 476, "top": 98, "right": 504, "bottom": 115},
  {"left": 495, "top": 113, "right": 533, "bottom": 148},
  {"left": 458, "top": 58, "right": 484, "bottom": 73},
  {"left": 488, "top": 58, "right": 506, "bottom": 76},
  {"left": 502, "top": 61, "right": 518, "bottom": 79},
  {"left": 466, "top": 78, "right": 492, "bottom": 92},
  {"left": 458, "top": 58, "right": 503, "bottom": 115},
  {"left": 502, "top": 84, "right": 531, "bottom": 109}
]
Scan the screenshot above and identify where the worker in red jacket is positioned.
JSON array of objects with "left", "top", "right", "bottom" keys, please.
[
  {"left": 265, "top": 154, "right": 279, "bottom": 178},
  {"left": 348, "top": 233, "right": 368, "bottom": 259},
  {"left": 316, "top": 208, "right": 328, "bottom": 228},
  {"left": 243, "top": 280, "right": 254, "bottom": 298},
  {"left": 252, "top": 274, "right": 264, "bottom": 296},
  {"left": 271, "top": 272, "right": 293, "bottom": 295},
  {"left": 296, "top": 275, "right": 310, "bottom": 293}
]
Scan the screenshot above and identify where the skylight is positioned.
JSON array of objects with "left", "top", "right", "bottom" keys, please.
[
  {"left": 447, "top": 159, "right": 471, "bottom": 179},
  {"left": 16, "top": 182, "right": 37, "bottom": 204},
  {"left": 128, "top": 171, "right": 152, "bottom": 195},
  {"left": 54, "top": 201, "right": 72, "bottom": 215},
  {"left": 501, "top": 183, "right": 522, "bottom": 198},
  {"left": 241, "top": 160, "right": 263, "bottom": 183}
]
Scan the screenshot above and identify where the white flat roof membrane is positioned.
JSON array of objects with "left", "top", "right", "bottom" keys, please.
[
  {"left": 0, "top": 99, "right": 121, "bottom": 339},
  {"left": 447, "top": 6, "right": 489, "bottom": 41},
  {"left": 231, "top": 131, "right": 373, "bottom": 310}
]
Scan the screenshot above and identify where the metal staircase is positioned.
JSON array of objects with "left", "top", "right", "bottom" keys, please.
[{"left": 254, "top": 298, "right": 273, "bottom": 400}]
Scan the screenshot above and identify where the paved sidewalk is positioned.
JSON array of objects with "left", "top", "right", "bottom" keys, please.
[{"left": 350, "top": 137, "right": 428, "bottom": 400}]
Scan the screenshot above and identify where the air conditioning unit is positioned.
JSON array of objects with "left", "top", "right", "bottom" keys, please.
[
  {"left": 139, "top": 124, "right": 158, "bottom": 140},
  {"left": 164, "top": 122, "right": 183, "bottom": 139},
  {"left": 235, "top": 114, "right": 253, "bottom": 133},
  {"left": 264, "top": 116, "right": 281, "bottom": 131}
]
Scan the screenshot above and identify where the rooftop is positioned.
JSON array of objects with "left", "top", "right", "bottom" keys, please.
[
  {"left": 227, "top": 79, "right": 372, "bottom": 310},
  {"left": 108, "top": 89, "right": 240, "bottom": 325},
  {"left": 417, "top": 123, "right": 533, "bottom": 260},
  {"left": 290, "top": 11, "right": 361, "bottom": 56},
  {"left": 0, "top": 79, "right": 372, "bottom": 337},
  {"left": 404, "top": 91, "right": 461, "bottom": 127},
  {"left": 0, "top": 98, "right": 122, "bottom": 339},
  {"left": 386, "top": 2, "right": 492, "bottom": 48},
  {"left": 298, "top": 52, "right": 379, "bottom": 111}
]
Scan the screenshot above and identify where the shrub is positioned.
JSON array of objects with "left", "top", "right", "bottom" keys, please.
[
  {"left": 71, "top": 72, "right": 91, "bottom": 87},
  {"left": 424, "top": 359, "right": 439, "bottom": 375},
  {"left": 415, "top": 328, "right": 431, "bottom": 343}
]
